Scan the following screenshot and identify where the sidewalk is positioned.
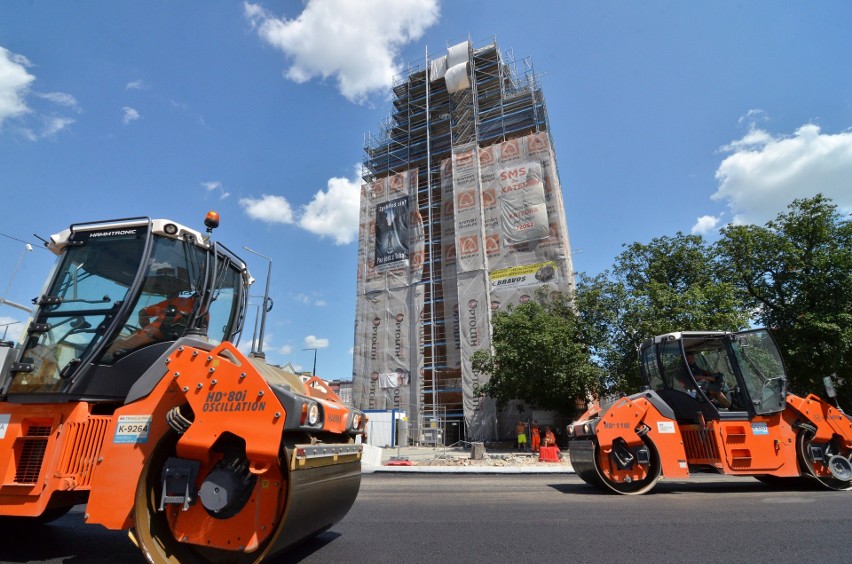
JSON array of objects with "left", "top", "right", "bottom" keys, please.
[{"left": 361, "top": 444, "right": 575, "bottom": 474}]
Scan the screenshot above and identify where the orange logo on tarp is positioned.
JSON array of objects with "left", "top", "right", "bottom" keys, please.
[
  {"left": 443, "top": 200, "right": 454, "bottom": 217},
  {"left": 411, "top": 250, "right": 424, "bottom": 270},
  {"left": 500, "top": 139, "right": 519, "bottom": 159},
  {"left": 455, "top": 149, "right": 474, "bottom": 167},
  {"left": 479, "top": 146, "right": 494, "bottom": 166},
  {"left": 459, "top": 235, "right": 479, "bottom": 256},
  {"left": 370, "top": 180, "right": 385, "bottom": 199},
  {"left": 485, "top": 234, "right": 500, "bottom": 255},
  {"left": 456, "top": 190, "right": 475, "bottom": 211},
  {"left": 481, "top": 188, "right": 496, "bottom": 207},
  {"left": 445, "top": 243, "right": 457, "bottom": 263},
  {"left": 528, "top": 133, "right": 547, "bottom": 153}
]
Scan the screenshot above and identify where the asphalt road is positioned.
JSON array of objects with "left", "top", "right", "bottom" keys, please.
[{"left": 1, "top": 474, "right": 850, "bottom": 563}]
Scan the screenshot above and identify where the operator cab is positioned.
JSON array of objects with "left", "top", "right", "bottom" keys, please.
[
  {"left": 0, "top": 216, "right": 250, "bottom": 401},
  {"left": 639, "top": 329, "right": 787, "bottom": 421}
]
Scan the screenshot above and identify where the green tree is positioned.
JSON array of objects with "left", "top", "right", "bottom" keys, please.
[
  {"left": 471, "top": 287, "right": 602, "bottom": 416},
  {"left": 716, "top": 195, "right": 852, "bottom": 405},
  {"left": 593, "top": 233, "right": 750, "bottom": 392}
]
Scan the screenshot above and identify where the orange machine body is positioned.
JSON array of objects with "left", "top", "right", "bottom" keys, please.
[
  {"left": 0, "top": 340, "right": 363, "bottom": 557},
  {"left": 568, "top": 329, "right": 852, "bottom": 494}
]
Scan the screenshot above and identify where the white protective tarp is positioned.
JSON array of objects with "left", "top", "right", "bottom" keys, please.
[
  {"left": 457, "top": 269, "right": 497, "bottom": 441},
  {"left": 354, "top": 169, "right": 422, "bottom": 415},
  {"left": 445, "top": 62, "right": 470, "bottom": 94},
  {"left": 429, "top": 54, "right": 447, "bottom": 81},
  {"left": 452, "top": 143, "right": 485, "bottom": 273},
  {"left": 447, "top": 41, "right": 470, "bottom": 67}
]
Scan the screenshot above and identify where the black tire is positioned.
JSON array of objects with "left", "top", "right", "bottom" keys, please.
[{"left": 795, "top": 428, "right": 852, "bottom": 492}]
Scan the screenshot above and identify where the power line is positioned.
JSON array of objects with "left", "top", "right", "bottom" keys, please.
[{"left": 0, "top": 231, "right": 47, "bottom": 250}]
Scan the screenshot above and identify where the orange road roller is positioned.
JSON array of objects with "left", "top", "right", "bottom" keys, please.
[{"left": 0, "top": 215, "right": 365, "bottom": 561}]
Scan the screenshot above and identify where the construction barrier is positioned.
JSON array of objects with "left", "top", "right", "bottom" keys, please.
[{"left": 538, "top": 446, "right": 560, "bottom": 462}]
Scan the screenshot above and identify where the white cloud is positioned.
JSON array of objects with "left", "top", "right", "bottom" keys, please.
[
  {"left": 237, "top": 332, "right": 292, "bottom": 358},
  {"left": 714, "top": 122, "right": 852, "bottom": 225},
  {"left": 299, "top": 172, "right": 361, "bottom": 244},
  {"left": 35, "top": 91, "right": 79, "bottom": 111},
  {"left": 201, "top": 180, "right": 231, "bottom": 200},
  {"left": 0, "top": 46, "right": 35, "bottom": 126},
  {"left": 294, "top": 292, "right": 327, "bottom": 307},
  {"left": 244, "top": 0, "right": 440, "bottom": 103},
  {"left": 303, "top": 335, "right": 329, "bottom": 349},
  {"left": 126, "top": 79, "right": 146, "bottom": 90},
  {"left": 240, "top": 194, "right": 296, "bottom": 224},
  {"left": 1, "top": 47, "right": 78, "bottom": 139},
  {"left": 122, "top": 106, "right": 140, "bottom": 125},
  {"left": 737, "top": 108, "right": 767, "bottom": 127},
  {"left": 691, "top": 214, "right": 721, "bottom": 235},
  {"left": 42, "top": 116, "right": 75, "bottom": 137},
  {"left": 241, "top": 165, "right": 361, "bottom": 244}
]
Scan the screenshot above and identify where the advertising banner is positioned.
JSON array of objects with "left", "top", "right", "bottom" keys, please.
[
  {"left": 375, "top": 196, "right": 410, "bottom": 272},
  {"left": 456, "top": 270, "right": 497, "bottom": 440},
  {"left": 498, "top": 161, "right": 550, "bottom": 245},
  {"left": 489, "top": 260, "right": 558, "bottom": 290}
]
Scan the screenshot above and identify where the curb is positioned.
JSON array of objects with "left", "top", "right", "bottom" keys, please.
[{"left": 363, "top": 464, "right": 575, "bottom": 474}]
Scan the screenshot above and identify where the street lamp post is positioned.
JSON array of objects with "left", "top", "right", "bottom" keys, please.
[
  {"left": 303, "top": 348, "right": 317, "bottom": 376},
  {"left": 0, "top": 244, "right": 33, "bottom": 314},
  {"left": 1, "top": 320, "right": 20, "bottom": 341},
  {"left": 242, "top": 247, "right": 272, "bottom": 358}
]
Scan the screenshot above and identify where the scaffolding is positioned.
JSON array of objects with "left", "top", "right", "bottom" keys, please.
[{"left": 355, "top": 37, "right": 564, "bottom": 443}]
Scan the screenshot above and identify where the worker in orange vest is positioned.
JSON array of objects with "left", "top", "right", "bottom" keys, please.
[
  {"left": 544, "top": 426, "right": 557, "bottom": 449},
  {"left": 530, "top": 421, "right": 541, "bottom": 453}
]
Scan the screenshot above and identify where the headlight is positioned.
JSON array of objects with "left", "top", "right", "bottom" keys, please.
[
  {"left": 352, "top": 413, "right": 362, "bottom": 430},
  {"left": 307, "top": 402, "right": 320, "bottom": 426},
  {"left": 300, "top": 401, "right": 321, "bottom": 426}
]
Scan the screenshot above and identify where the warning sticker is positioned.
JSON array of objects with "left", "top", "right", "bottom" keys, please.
[
  {"left": 657, "top": 421, "right": 676, "bottom": 434},
  {"left": 751, "top": 422, "right": 769, "bottom": 435},
  {"left": 114, "top": 415, "right": 152, "bottom": 444},
  {"left": 0, "top": 414, "right": 10, "bottom": 439}
]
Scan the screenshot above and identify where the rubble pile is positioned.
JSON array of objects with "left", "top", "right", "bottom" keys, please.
[{"left": 417, "top": 451, "right": 571, "bottom": 468}]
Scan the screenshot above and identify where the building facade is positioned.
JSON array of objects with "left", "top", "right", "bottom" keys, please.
[{"left": 352, "top": 38, "right": 574, "bottom": 443}]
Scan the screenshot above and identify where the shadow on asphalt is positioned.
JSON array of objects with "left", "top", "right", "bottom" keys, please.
[
  {"left": 547, "top": 475, "right": 828, "bottom": 496},
  {"left": 267, "top": 531, "right": 343, "bottom": 563},
  {"left": 0, "top": 512, "right": 133, "bottom": 563}
]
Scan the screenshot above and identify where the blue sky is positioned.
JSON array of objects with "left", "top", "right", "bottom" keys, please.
[{"left": 2, "top": 1, "right": 852, "bottom": 380}]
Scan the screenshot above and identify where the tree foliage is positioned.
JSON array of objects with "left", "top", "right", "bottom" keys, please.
[
  {"left": 471, "top": 288, "right": 602, "bottom": 416},
  {"left": 472, "top": 195, "right": 852, "bottom": 412},
  {"left": 716, "top": 194, "right": 852, "bottom": 404},
  {"left": 588, "top": 233, "right": 750, "bottom": 392}
]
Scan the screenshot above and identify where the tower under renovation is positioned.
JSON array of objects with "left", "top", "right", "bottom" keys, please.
[{"left": 352, "top": 38, "right": 575, "bottom": 443}]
